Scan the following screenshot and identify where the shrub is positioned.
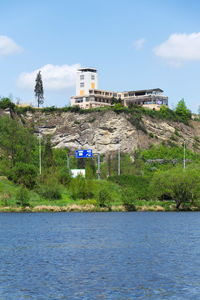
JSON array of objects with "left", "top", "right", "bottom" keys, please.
[
  {"left": 15, "top": 106, "right": 35, "bottom": 114},
  {"left": 140, "top": 144, "right": 200, "bottom": 161},
  {"left": 0, "top": 98, "right": 15, "bottom": 110},
  {"left": 149, "top": 133, "right": 154, "bottom": 138},
  {"left": 0, "top": 193, "right": 11, "bottom": 206},
  {"left": 127, "top": 115, "right": 147, "bottom": 133},
  {"left": 97, "top": 189, "right": 112, "bottom": 209},
  {"left": 109, "top": 175, "right": 150, "bottom": 200},
  {"left": 122, "top": 189, "right": 137, "bottom": 211},
  {"left": 69, "top": 176, "right": 94, "bottom": 200},
  {"left": 150, "top": 167, "right": 200, "bottom": 209},
  {"left": 41, "top": 106, "right": 57, "bottom": 112},
  {"left": 69, "top": 106, "right": 81, "bottom": 113},
  {"left": 57, "top": 167, "right": 71, "bottom": 185},
  {"left": 37, "top": 183, "right": 62, "bottom": 200},
  {"left": 16, "top": 187, "right": 30, "bottom": 207},
  {"left": 10, "top": 162, "right": 37, "bottom": 189}
]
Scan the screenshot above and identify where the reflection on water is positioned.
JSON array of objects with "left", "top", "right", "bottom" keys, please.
[{"left": 0, "top": 212, "right": 200, "bottom": 299}]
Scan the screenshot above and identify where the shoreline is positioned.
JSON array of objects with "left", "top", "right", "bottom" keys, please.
[{"left": 0, "top": 204, "right": 197, "bottom": 212}]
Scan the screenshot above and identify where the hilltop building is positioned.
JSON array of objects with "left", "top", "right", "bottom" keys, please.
[{"left": 70, "top": 68, "right": 168, "bottom": 110}]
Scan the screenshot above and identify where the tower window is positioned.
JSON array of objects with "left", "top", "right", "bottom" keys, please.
[
  {"left": 80, "top": 82, "right": 84, "bottom": 87},
  {"left": 91, "top": 74, "right": 95, "bottom": 80},
  {"left": 80, "top": 75, "right": 84, "bottom": 80}
]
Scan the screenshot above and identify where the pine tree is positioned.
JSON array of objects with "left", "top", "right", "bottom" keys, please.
[
  {"left": 175, "top": 99, "right": 191, "bottom": 121},
  {"left": 34, "top": 71, "right": 44, "bottom": 107}
]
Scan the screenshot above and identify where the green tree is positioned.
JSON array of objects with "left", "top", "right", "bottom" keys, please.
[
  {"left": 11, "top": 162, "right": 37, "bottom": 189},
  {"left": 34, "top": 71, "right": 44, "bottom": 107},
  {"left": 175, "top": 99, "right": 191, "bottom": 121},
  {"left": 150, "top": 167, "right": 200, "bottom": 209},
  {"left": 0, "top": 98, "right": 15, "bottom": 110},
  {"left": 37, "top": 177, "right": 62, "bottom": 200},
  {"left": 57, "top": 166, "right": 71, "bottom": 185},
  {"left": 42, "top": 135, "right": 54, "bottom": 168},
  {"left": 16, "top": 186, "right": 30, "bottom": 207},
  {"left": 0, "top": 116, "right": 38, "bottom": 168},
  {"left": 111, "top": 97, "right": 121, "bottom": 105},
  {"left": 97, "top": 188, "right": 112, "bottom": 209},
  {"left": 122, "top": 188, "right": 137, "bottom": 211},
  {"left": 69, "top": 176, "right": 94, "bottom": 200},
  {"left": 85, "top": 158, "right": 96, "bottom": 179}
]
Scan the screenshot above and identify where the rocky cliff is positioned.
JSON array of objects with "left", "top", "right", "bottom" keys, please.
[
  {"left": 1, "top": 108, "right": 200, "bottom": 153},
  {"left": 20, "top": 110, "right": 200, "bottom": 154}
]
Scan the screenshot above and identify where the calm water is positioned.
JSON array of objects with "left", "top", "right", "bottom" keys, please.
[{"left": 0, "top": 212, "right": 200, "bottom": 299}]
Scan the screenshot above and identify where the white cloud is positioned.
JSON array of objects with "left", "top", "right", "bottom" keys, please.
[
  {"left": 0, "top": 35, "right": 22, "bottom": 56},
  {"left": 18, "top": 63, "right": 81, "bottom": 90},
  {"left": 154, "top": 32, "right": 200, "bottom": 65},
  {"left": 133, "top": 38, "right": 145, "bottom": 50}
]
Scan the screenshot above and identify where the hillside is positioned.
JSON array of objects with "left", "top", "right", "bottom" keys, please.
[
  {"left": 2, "top": 107, "right": 200, "bottom": 154},
  {"left": 1, "top": 105, "right": 200, "bottom": 211}
]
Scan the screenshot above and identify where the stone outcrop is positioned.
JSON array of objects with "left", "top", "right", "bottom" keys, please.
[{"left": 2, "top": 109, "right": 200, "bottom": 153}]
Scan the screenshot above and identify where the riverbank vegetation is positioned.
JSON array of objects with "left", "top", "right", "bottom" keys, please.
[{"left": 0, "top": 99, "right": 200, "bottom": 211}]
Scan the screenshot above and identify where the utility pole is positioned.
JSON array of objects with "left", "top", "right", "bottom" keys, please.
[
  {"left": 118, "top": 146, "right": 121, "bottom": 176},
  {"left": 67, "top": 154, "right": 70, "bottom": 170},
  {"left": 183, "top": 140, "right": 186, "bottom": 170},
  {"left": 97, "top": 153, "right": 101, "bottom": 180},
  {"left": 39, "top": 131, "right": 42, "bottom": 175}
]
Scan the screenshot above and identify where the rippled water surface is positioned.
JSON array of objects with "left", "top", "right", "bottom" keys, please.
[{"left": 0, "top": 212, "right": 200, "bottom": 299}]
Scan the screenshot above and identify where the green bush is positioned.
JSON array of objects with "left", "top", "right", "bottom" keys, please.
[
  {"left": 16, "top": 187, "right": 30, "bottom": 207},
  {"left": 97, "top": 188, "right": 112, "bottom": 209},
  {"left": 0, "top": 98, "right": 15, "bottom": 110},
  {"left": 109, "top": 175, "right": 150, "bottom": 200},
  {"left": 140, "top": 144, "right": 200, "bottom": 161},
  {"left": 57, "top": 167, "right": 71, "bottom": 185},
  {"left": 10, "top": 162, "right": 37, "bottom": 189},
  {"left": 150, "top": 167, "right": 200, "bottom": 209},
  {"left": 69, "top": 176, "right": 94, "bottom": 200},
  {"left": 0, "top": 192, "right": 11, "bottom": 206},
  {"left": 37, "top": 183, "right": 62, "bottom": 199},
  {"left": 15, "top": 106, "right": 35, "bottom": 114},
  {"left": 41, "top": 106, "right": 57, "bottom": 112},
  {"left": 122, "top": 188, "right": 137, "bottom": 211}
]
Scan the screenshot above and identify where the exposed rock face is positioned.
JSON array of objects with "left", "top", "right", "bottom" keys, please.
[
  {"left": 3, "top": 109, "right": 200, "bottom": 153},
  {"left": 23, "top": 110, "right": 142, "bottom": 153}
]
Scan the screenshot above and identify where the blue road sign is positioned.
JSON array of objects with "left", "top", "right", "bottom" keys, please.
[{"left": 75, "top": 149, "right": 93, "bottom": 158}]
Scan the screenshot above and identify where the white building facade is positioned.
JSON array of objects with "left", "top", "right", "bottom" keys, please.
[
  {"left": 76, "top": 68, "right": 98, "bottom": 96},
  {"left": 70, "top": 68, "right": 168, "bottom": 110}
]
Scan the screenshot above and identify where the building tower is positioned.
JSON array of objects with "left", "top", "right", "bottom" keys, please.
[{"left": 76, "top": 68, "right": 98, "bottom": 96}]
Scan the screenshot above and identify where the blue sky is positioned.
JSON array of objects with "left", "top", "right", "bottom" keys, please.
[{"left": 1, "top": 0, "right": 200, "bottom": 112}]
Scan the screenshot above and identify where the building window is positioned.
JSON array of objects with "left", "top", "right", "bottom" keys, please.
[
  {"left": 75, "top": 98, "right": 83, "bottom": 103},
  {"left": 91, "top": 74, "right": 95, "bottom": 80},
  {"left": 80, "top": 75, "right": 84, "bottom": 80},
  {"left": 80, "top": 82, "right": 84, "bottom": 88}
]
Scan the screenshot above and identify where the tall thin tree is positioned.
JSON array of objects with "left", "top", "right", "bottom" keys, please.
[{"left": 34, "top": 71, "right": 44, "bottom": 107}]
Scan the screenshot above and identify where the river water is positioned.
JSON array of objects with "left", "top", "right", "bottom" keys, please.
[{"left": 0, "top": 212, "right": 200, "bottom": 299}]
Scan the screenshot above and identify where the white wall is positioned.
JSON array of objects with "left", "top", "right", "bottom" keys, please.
[{"left": 76, "top": 69, "right": 98, "bottom": 96}]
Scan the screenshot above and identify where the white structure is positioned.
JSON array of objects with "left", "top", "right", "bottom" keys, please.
[
  {"left": 70, "top": 68, "right": 168, "bottom": 110},
  {"left": 76, "top": 68, "right": 98, "bottom": 96},
  {"left": 71, "top": 169, "right": 85, "bottom": 178}
]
